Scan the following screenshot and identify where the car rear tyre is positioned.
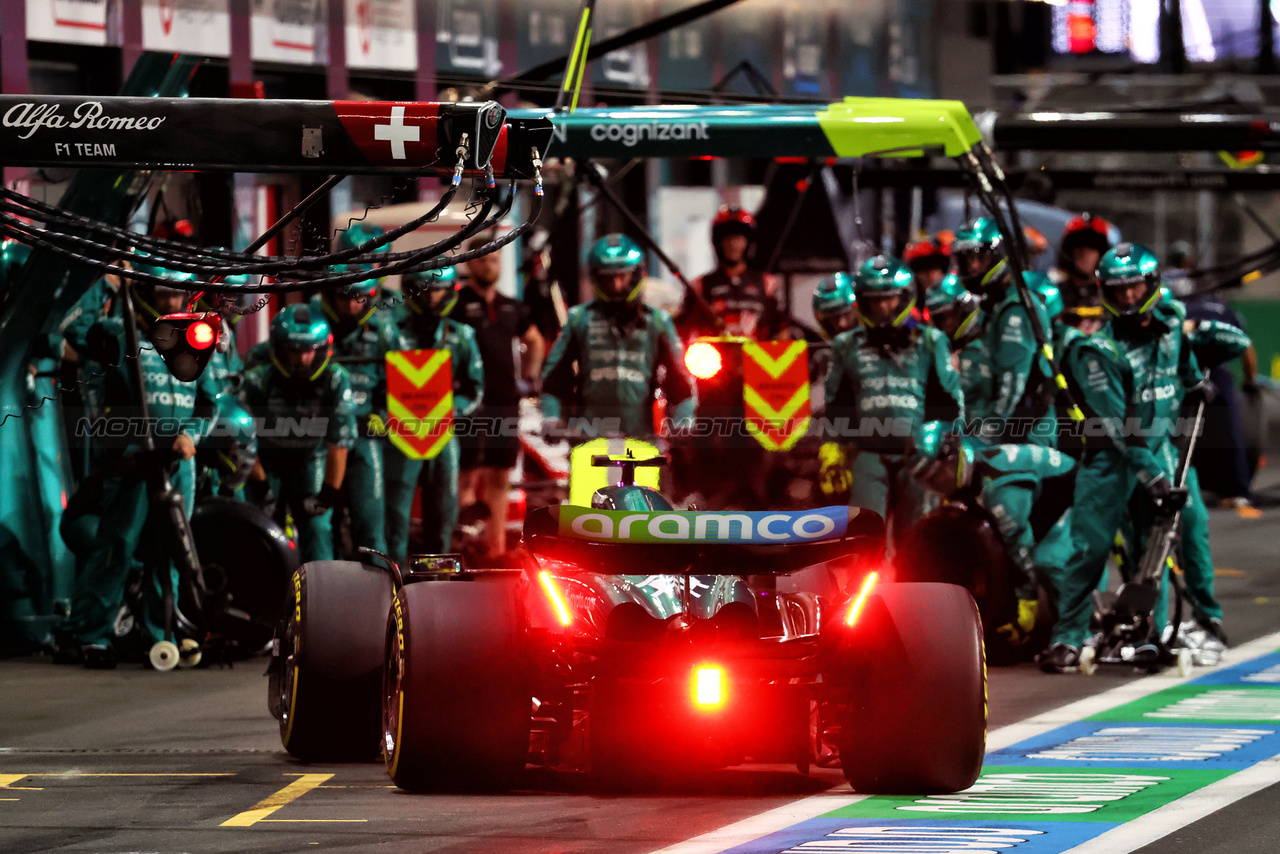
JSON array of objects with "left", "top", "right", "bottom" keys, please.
[
  {"left": 274, "top": 561, "right": 394, "bottom": 762},
  {"left": 829, "top": 581, "right": 985, "bottom": 794},
  {"left": 383, "top": 576, "right": 529, "bottom": 792}
]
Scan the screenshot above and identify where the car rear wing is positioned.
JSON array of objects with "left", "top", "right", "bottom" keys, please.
[{"left": 521, "top": 505, "right": 884, "bottom": 576}]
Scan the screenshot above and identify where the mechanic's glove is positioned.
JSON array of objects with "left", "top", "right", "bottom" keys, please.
[
  {"left": 367, "top": 412, "right": 388, "bottom": 437},
  {"left": 246, "top": 478, "right": 276, "bottom": 513},
  {"left": 301, "top": 483, "right": 341, "bottom": 518},
  {"left": 818, "top": 442, "right": 851, "bottom": 499},
  {"left": 1145, "top": 477, "right": 1188, "bottom": 513},
  {"left": 994, "top": 598, "right": 1039, "bottom": 647},
  {"left": 1185, "top": 378, "right": 1217, "bottom": 408}
]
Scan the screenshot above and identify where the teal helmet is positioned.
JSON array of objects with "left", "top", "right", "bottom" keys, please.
[
  {"left": 812, "top": 272, "right": 857, "bottom": 339},
  {"left": 270, "top": 303, "right": 332, "bottom": 381},
  {"left": 0, "top": 239, "right": 30, "bottom": 291},
  {"left": 1098, "top": 241, "right": 1162, "bottom": 319},
  {"left": 402, "top": 265, "right": 459, "bottom": 316},
  {"left": 854, "top": 255, "right": 916, "bottom": 328},
  {"left": 912, "top": 423, "right": 977, "bottom": 499},
  {"left": 336, "top": 222, "right": 389, "bottom": 257},
  {"left": 128, "top": 252, "right": 198, "bottom": 317},
  {"left": 1032, "top": 278, "right": 1064, "bottom": 321},
  {"left": 588, "top": 233, "right": 645, "bottom": 303},
  {"left": 952, "top": 216, "right": 1007, "bottom": 293},
  {"left": 324, "top": 262, "right": 378, "bottom": 301},
  {"left": 925, "top": 272, "right": 982, "bottom": 347}
]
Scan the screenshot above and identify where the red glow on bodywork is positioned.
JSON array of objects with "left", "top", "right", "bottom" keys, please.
[
  {"left": 539, "top": 571, "right": 573, "bottom": 627},
  {"left": 845, "top": 571, "right": 879, "bottom": 626}
]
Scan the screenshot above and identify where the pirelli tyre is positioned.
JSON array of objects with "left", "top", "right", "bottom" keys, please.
[
  {"left": 827, "top": 581, "right": 985, "bottom": 794},
  {"left": 272, "top": 561, "right": 394, "bottom": 762},
  {"left": 383, "top": 574, "right": 529, "bottom": 792},
  {"left": 190, "top": 496, "right": 298, "bottom": 657}
]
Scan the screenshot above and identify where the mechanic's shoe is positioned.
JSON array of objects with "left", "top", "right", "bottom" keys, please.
[
  {"left": 1037, "top": 643, "right": 1080, "bottom": 674},
  {"left": 49, "top": 634, "right": 82, "bottom": 665},
  {"left": 1175, "top": 620, "right": 1228, "bottom": 667},
  {"left": 1222, "top": 497, "right": 1263, "bottom": 519},
  {"left": 82, "top": 644, "right": 117, "bottom": 670}
]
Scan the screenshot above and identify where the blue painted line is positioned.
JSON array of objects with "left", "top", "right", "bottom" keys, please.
[
  {"left": 720, "top": 818, "right": 1115, "bottom": 854},
  {"left": 984, "top": 720, "right": 1280, "bottom": 769}
]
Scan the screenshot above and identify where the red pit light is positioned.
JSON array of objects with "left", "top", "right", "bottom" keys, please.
[
  {"left": 538, "top": 571, "right": 573, "bottom": 628},
  {"left": 684, "top": 342, "right": 722, "bottom": 380},
  {"left": 186, "top": 320, "right": 216, "bottom": 349},
  {"left": 845, "top": 571, "right": 879, "bottom": 627},
  {"left": 693, "top": 666, "right": 725, "bottom": 710}
]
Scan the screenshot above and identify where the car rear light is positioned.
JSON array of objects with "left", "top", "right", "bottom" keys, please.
[
  {"left": 845, "top": 571, "right": 879, "bottom": 626},
  {"left": 538, "top": 571, "right": 573, "bottom": 627},
  {"left": 693, "top": 666, "right": 725, "bottom": 709},
  {"left": 684, "top": 341, "right": 722, "bottom": 380}
]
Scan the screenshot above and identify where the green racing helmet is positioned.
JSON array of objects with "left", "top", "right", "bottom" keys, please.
[
  {"left": 812, "top": 272, "right": 857, "bottom": 339},
  {"left": 1098, "top": 242, "right": 1162, "bottom": 319},
  {"left": 270, "top": 303, "right": 333, "bottom": 381},
  {"left": 324, "top": 262, "right": 378, "bottom": 303},
  {"left": 952, "top": 216, "right": 1007, "bottom": 294},
  {"left": 911, "top": 423, "right": 976, "bottom": 499},
  {"left": 854, "top": 255, "right": 916, "bottom": 328},
  {"left": 588, "top": 233, "right": 645, "bottom": 304},
  {"left": 128, "top": 253, "right": 198, "bottom": 317},
  {"left": 336, "top": 222, "right": 390, "bottom": 258},
  {"left": 925, "top": 272, "right": 982, "bottom": 347},
  {"left": 403, "top": 265, "right": 459, "bottom": 316}
]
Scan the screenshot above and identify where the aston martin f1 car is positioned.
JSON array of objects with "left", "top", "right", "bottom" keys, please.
[{"left": 269, "top": 455, "right": 986, "bottom": 795}]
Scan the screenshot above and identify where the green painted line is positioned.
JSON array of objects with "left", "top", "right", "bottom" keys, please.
[
  {"left": 1091, "top": 686, "right": 1280, "bottom": 724},
  {"left": 822, "top": 766, "right": 1229, "bottom": 823}
]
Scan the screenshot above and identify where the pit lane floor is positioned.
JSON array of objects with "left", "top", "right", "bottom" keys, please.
[{"left": 2, "top": 500, "right": 1278, "bottom": 854}]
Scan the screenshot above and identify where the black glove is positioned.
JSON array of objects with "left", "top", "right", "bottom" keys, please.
[
  {"left": 301, "top": 483, "right": 341, "bottom": 518},
  {"left": 246, "top": 478, "right": 276, "bottom": 512},
  {"left": 1146, "top": 477, "right": 1188, "bottom": 513},
  {"left": 1185, "top": 378, "right": 1217, "bottom": 407}
]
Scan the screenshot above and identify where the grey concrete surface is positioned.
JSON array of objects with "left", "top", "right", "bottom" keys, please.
[{"left": 1, "top": 498, "right": 1277, "bottom": 853}]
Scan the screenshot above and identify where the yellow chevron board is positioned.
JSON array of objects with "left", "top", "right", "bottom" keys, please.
[
  {"left": 385, "top": 349, "right": 455, "bottom": 460},
  {"left": 741, "top": 340, "right": 810, "bottom": 452}
]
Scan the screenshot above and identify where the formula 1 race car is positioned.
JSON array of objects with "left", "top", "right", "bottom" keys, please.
[{"left": 268, "top": 454, "right": 985, "bottom": 794}]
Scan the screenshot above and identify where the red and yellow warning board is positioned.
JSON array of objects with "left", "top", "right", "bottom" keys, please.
[
  {"left": 742, "top": 340, "right": 810, "bottom": 452},
  {"left": 386, "top": 349, "right": 454, "bottom": 460}
]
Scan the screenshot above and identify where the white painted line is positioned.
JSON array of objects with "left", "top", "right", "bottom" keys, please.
[
  {"left": 1063, "top": 753, "right": 1280, "bottom": 853},
  {"left": 651, "top": 628, "right": 1280, "bottom": 854},
  {"left": 649, "top": 793, "right": 868, "bottom": 854}
]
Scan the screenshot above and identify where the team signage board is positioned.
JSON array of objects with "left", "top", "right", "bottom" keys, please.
[
  {"left": 251, "top": 0, "right": 324, "bottom": 65},
  {"left": 742, "top": 340, "right": 810, "bottom": 452},
  {"left": 27, "top": 0, "right": 110, "bottom": 46},
  {"left": 346, "top": 0, "right": 416, "bottom": 72},
  {"left": 142, "top": 0, "right": 231, "bottom": 58},
  {"left": 385, "top": 349, "right": 454, "bottom": 460}
]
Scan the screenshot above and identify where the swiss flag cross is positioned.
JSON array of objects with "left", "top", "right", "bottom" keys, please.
[{"left": 334, "top": 101, "right": 441, "bottom": 167}]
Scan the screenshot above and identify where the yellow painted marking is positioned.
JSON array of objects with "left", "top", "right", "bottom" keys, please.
[
  {"left": 259, "top": 819, "right": 368, "bottom": 823},
  {"left": 220, "top": 774, "right": 332, "bottom": 827},
  {"left": 1256, "top": 597, "right": 1272, "bottom": 605},
  {"left": 36, "top": 773, "right": 231, "bottom": 777},
  {"left": 0, "top": 775, "right": 29, "bottom": 788},
  {"left": 386, "top": 349, "right": 449, "bottom": 387},
  {"left": 1216, "top": 568, "right": 1247, "bottom": 578}
]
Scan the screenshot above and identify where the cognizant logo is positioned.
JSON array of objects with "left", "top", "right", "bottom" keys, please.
[{"left": 589, "top": 120, "right": 710, "bottom": 147}]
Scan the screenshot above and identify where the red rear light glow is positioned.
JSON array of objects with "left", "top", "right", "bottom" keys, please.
[
  {"left": 693, "top": 666, "right": 725, "bottom": 709},
  {"left": 845, "top": 571, "right": 879, "bottom": 626},
  {"left": 685, "top": 342, "right": 722, "bottom": 379},
  {"left": 538, "top": 571, "right": 573, "bottom": 627},
  {"left": 187, "top": 320, "right": 216, "bottom": 349}
]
